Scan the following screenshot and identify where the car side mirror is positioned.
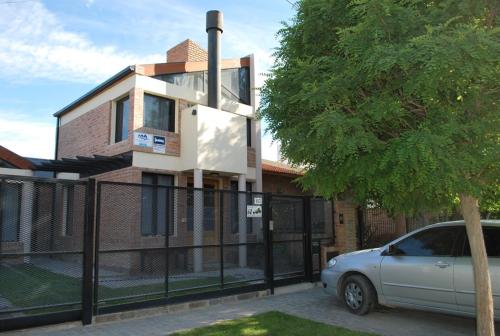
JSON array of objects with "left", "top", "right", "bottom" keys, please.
[{"left": 387, "top": 244, "right": 397, "bottom": 256}]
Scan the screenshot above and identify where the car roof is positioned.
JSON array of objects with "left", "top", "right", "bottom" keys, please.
[{"left": 424, "top": 220, "right": 500, "bottom": 229}]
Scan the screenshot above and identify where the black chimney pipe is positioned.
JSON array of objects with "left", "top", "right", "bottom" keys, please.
[{"left": 206, "top": 10, "right": 223, "bottom": 109}]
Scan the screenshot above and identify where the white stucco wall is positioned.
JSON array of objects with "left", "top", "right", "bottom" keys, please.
[{"left": 181, "top": 105, "right": 247, "bottom": 174}]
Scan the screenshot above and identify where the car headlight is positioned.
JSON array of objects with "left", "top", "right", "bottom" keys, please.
[{"left": 327, "top": 258, "right": 337, "bottom": 268}]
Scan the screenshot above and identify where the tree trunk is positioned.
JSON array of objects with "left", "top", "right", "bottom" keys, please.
[{"left": 460, "top": 194, "right": 495, "bottom": 336}]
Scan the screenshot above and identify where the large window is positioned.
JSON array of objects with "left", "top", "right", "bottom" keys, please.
[
  {"left": 144, "top": 94, "right": 176, "bottom": 132},
  {"left": 154, "top": 67, "right": 251, "bottom": 105},
  {"left": 141, "top": 173, "right": 174, "bottom": 236},
  {"left": 393, "top": 226, "right": 460, "bottom": 257},
  {"left": 463, "top": 227, "right": 500, "bottom": 257},
  {"left": 115, "top": 96, "right": 129, "bottom": 143},
  {"left": 1, "top": 182, "right": 21, "bottom": 242}
]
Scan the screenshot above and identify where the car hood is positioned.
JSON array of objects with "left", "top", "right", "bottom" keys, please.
[{"left": 336, "top": 248, "right": 382, "bottom": 260}]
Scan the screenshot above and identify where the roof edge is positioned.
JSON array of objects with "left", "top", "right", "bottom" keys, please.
[{"left": 53, "top": 65, "right": 136, "bottom": 118}]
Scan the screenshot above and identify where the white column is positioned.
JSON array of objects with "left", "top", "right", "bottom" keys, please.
[
  {"left": 193, "top": 168, "right": 204, "bottom": 273},
  {"left": 19, "top": 181, "right": 34, "bottom": 263},
  {"left": 238, "top": 174, "right": 247, "bottom": 267}
]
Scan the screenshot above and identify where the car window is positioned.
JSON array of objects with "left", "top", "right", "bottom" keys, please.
[
  {"left": 463, "top": 227, "right": 500, "bottom": 257},
  {"left": 393, "top": 226, "right": 460, "bottom": 257}
]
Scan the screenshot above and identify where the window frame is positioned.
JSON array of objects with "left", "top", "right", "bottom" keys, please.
[
  {"left": 114, "top": 95, "right": 130, "bottom": 143},
  {"left": 143, "top": 93, "right": 176, "bottom": 133}
]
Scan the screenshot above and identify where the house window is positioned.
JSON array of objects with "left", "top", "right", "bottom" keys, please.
[
  {"left": 144, "top": 94, "right": 175, "bottom": 132},
  {"left": 230, "top": 181, "right": 253, "bottom": 234},
  {"left": 62, "top": 185, "right": 74, "bottom": 236},
  {"left": 187, "top": 184, "right": 215, "bottom": 231},
  {"left": 115, "top": 96, "right": 129, "bottom": 143},
  {"left": 141, "top": 173, "right": 175, "bottom": 236},
  {"left": 246, "top": 118, "right": 252, "bottom": 147},
  {"left": 1, "top": 182, "right": 21, "bottom": 242}
]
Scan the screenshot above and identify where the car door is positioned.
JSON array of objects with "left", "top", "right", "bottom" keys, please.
[
  {"left": 380, "top": 226, "right": 461, "bottom": 312},
  {"left": 454, "top": 226, "right": 500, "bottom": 319}
]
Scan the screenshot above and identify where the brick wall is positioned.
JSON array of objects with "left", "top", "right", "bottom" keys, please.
[
  {"left": 333, "top": 200, "right": 359, "bottom": 253},
  {"left": 262, "top": 173, "right": 307, "bottom": 195},
  {"left": 247, "top": 148, "right": 256, "bottom": 168},
  {"left": 166, "top": 39, "right": 208, "bottom": 63},
  {"left": 58, "top": 90, "right": 189, "bottom": 160}
]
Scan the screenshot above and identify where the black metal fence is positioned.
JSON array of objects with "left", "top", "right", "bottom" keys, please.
[
  {"left": 358, "top": 206, "right": 462, "bottom": 249},
  {"left": 0, "top": 175, "right": 89, "bottom": 330},
  {"left": 0, "top": 175, "right": 334, "bottom": 331}
]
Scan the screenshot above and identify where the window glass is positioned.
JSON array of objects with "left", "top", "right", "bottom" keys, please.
[
  {"left": 1, "top": 182, "right": 21, "bottom": 242},
  {"left": 141, "top": 173, "right": 174, "bottom": 236},
  {"left": 463, "top": 227, "right": 500, "bottom": 257},
  {"left": 393, "top": 226, "right": 460, "bottom": 256},
  {"left": 154, "top": 67, "right": 250, "bottom": 105},
  {"left": 115, "top": 96, "right": 129, "bottom": 143},
  {"left": 144, "top": 94, "right": 175, "bottom": 132},
  {"left": 246, "top": 118, "right": 252, "bottom": 147}
]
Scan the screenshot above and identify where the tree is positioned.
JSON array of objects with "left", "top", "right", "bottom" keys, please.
[{"left": 260, "top": 1, "right": 499, "bottom": 334}]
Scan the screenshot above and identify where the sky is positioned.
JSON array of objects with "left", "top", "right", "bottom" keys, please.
[{"left": 0, "top": 0, "right": 295, "bottom": 160}]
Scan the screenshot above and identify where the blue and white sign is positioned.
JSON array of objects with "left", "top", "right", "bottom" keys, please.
[
  {"left": 134, "top": 132, "right": 153, "bottom": 147},
  {"left": 153, "top": 135, "right": 166, "bottom": 153}
]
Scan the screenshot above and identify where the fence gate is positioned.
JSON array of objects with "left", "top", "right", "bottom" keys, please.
[
  {"left": 0, "top": 175, "right": 89, "bottom": 331},
  {"left": 93, "top": 182, "right": 269, "bottom": 315}
]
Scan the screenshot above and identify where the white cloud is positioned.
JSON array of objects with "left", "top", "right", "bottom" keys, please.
[
  {"left": 0, "top": 1, "right": 162, "bottom": 84},
  {"left": 0, "top": 113, "right": 55, "bottom": 159}
]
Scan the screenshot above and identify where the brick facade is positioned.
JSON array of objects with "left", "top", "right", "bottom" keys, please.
[
  {"left": 57, "top": 90, "right": 191, "bottom": 160},
  {"left": 166, "top": 39, "right": 208, "bottom": 63}
]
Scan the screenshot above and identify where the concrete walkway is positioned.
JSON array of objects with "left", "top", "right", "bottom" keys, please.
[{"left": 4, "top": 286, "right": 487, "bottom": 336}]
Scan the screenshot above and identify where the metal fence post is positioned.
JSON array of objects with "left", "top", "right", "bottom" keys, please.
[
  {"left": 82, "top": 178, "right": 96, "bottom": 325},
  {"left": 219, "top": 190, "right": 224, "bottom": 289},
  {"left": 303, "top": 196, "right": 313, "bottom": 282},
  {"left": 0, "top": 178, "right": 4, "bottom": 253},
  {"left": 263, "top": 193, "right": 274, "bottom": 294}
]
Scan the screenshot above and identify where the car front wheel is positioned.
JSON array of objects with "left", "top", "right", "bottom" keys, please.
[{"left": 342, "top": 275, "right": 376, "bottom": 315}]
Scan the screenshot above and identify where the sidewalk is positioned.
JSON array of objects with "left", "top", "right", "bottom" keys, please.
[{"left": 4, "top": 286, "right": 479, "bottom": 336}]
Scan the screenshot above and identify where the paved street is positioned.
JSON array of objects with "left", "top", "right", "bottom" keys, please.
[{"left": 4, "top": 286, "right": 486, "bottom": 336}]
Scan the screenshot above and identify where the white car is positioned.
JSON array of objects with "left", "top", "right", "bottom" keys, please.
[{"left": 321, "top": 220, "right": 500, "bottom": 319}]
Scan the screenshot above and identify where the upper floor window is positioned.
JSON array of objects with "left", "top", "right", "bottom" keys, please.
[
  {"left": 246, "top": 118, "right": 252, "bottom": 147},
  {"left": 154, "top": 67, "right": 251, "bottom": 106},
  {"left": 144, "top": 94, "right": 176, "bottom": 132},
  {"left": 115, "top": 96, "right": 129, "bottom": 143}
]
